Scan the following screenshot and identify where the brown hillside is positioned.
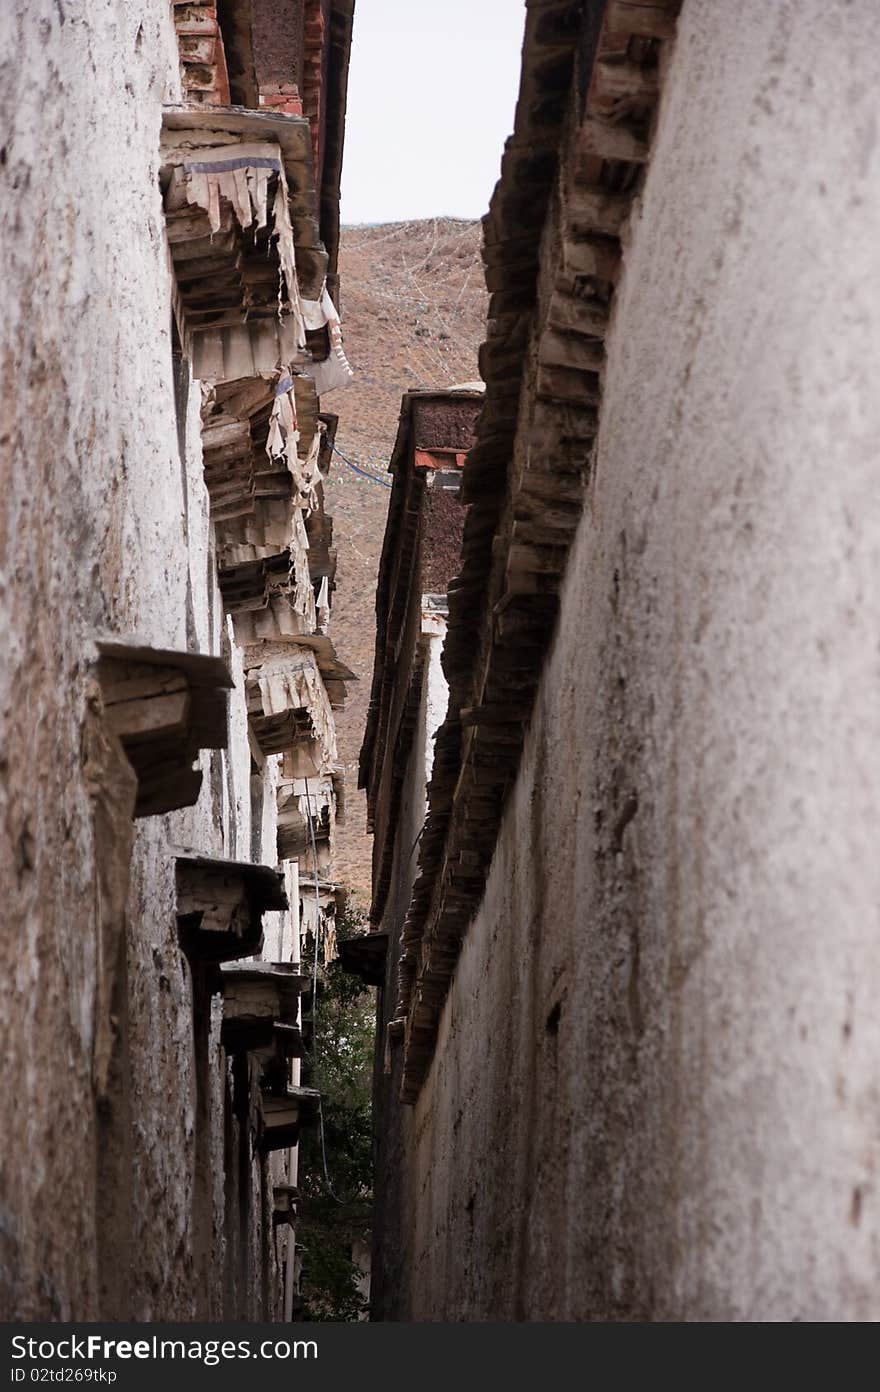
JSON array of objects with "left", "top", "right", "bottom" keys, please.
[{"left": 326, "top": 218, "right": 488, "bottom": 905}]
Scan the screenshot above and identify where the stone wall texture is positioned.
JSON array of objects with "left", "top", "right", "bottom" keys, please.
[
  {"left": 371, "top": 620, "right": 446, "bottom": 1319},
  {"left": 0, "top": 1, "right": 294, "bottom": 1320},
  {"left": 381, "top": 0, "right": 880, "bottom": 1321}
]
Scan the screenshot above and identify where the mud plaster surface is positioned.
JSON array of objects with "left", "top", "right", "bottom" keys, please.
[
  {"left": 0, "top": 2, "right": 288, "bottom": 1319},
  {"left": 383, "top": 0, "right": 880, "bottom": 1321}
]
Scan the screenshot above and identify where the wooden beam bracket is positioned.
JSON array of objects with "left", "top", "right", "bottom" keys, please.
[{"left": 95, "top": 640, "right": 232, "bottom": 818}]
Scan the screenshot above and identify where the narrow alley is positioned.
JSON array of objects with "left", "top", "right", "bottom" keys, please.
[{"left": 2, "top": 0, "right": 880, "bottom": 1330}]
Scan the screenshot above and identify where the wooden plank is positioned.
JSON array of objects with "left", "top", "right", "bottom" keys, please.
[
  {"left": 168, "top": 230, "right": 237, "bottom": 261},
  {"left": 186, "top": 308, "right": 248, "bottom": 330},
  {"left": 536, "top": 363, "right": 602, "bottom": 407},
  {"left": 201, "top": 418, "right": 252, "bottom": 450},
  {"left": 580, "top": 115, "right": 649, "bottom": 163},
  {"left": 604, "top": 0, "right": 679, "bottom": 40},
  {"left": 177, "top": 273, "right": 243, "bottom": 302},
  {"left": 106, "top": 690, "right": 191, "bottom": 745},
  {"left": 182, "top": 64, "right": 222, "bottom": 93},
  {"left": 98, "top": 667, "right": 187, "bottom": 707},
  {"left": 506, "top": 540, "right": 568, "bottom": 576},
  {"left": 563, "top": 235, "right": 621, "bottom": 280},
  {"left": 135, "top": 766, "right": 203, "bottom": 819},
  {"left": 165, "top": 209, "right": 220, "bottom": 243},
  {"left": 593, "top": 58, "right": 660, "bottom": 102},
  {"left": 178, "top": 257, "right": 239, "bottom": 285},
  {"left": 240, "top": 261, "right": 281, "bottom": 287},
  {"left": 537, "top": 328, "right": 604, "bottom": 373},
  {"left": 214, "top": 377, "right": 273, "bottom": 417},
  {"left": 567, "top": 185, "right": 631, "bottom": 236},
  {"left": 546, "top": 289, "right": 609, "bottom": 337},
  {"left": 459, "top": 706, "right": 523, "bottom": 729}
]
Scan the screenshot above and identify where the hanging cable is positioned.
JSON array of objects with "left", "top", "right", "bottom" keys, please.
[
  {"left": 305, "top": 778, "right": 321, "bottom": 1012},
  {"left": 303, "top": 777, "right": 349, "bottom": 1206},
  {"left": 330, "top": 441, "right": 393, "bottom": 489}
]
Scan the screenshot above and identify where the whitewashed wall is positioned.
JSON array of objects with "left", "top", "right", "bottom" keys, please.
[
  {"left": 0, "top": 0, "right": 290, "bottom": 1319},
  {"left": 394, "top": 0, "right": 880, "bottom": 1322}
]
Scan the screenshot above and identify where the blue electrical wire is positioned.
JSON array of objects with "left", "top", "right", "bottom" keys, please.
[{"left": 330, "top": 441, "right": 393, "bottom": 489}]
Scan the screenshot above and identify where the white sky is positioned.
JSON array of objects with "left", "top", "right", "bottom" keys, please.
[{"left": 340, "top": 0, "right": 526, "bottom": 225}]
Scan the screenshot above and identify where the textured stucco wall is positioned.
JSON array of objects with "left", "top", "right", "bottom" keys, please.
[
  {"left": 389, "top": 0, "right": 880, "bottom": 1321},
  {"left": 371, "top": 618, "right": 446, "bottom": 1320},
  {"left": 0, "top": 1, "right": 290, "bottom": 1320},
  {"left": 251, "top": 0, "right": 305, "bottom": 89}
]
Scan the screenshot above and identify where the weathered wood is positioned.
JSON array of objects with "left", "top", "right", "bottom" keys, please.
[
  {"left": 104, "top": 689, "right": 190, "bottom": 744},
  {"left": 165, "top": 209, "right": 229, "bottom": 244},
  {"left": 579, "top": 114, "right": 649, "bottom": 163},
  {"left": 95, "top": 642, "right": 231, "bottom": 818},
  {"left": 169, "top": 231, "right": 238, "bottom": 265},
  {"left": 537, "top": 328, "right": 605, "bottom": 374},
  {"left": 186, "top": 308, "right": 253, "bottom": 330},
  {"left": 459, "top": 706, "right": 523, "bottom": 729},
  {"left": 220, "top": 963, "right": 308, "bottom": 1051},
  {"left": 563, "top": 234, "right": 621, "bottom": 280},
  {"left": 174, "top": 253, "right": 240, "bottom": 281},
  {"left": 546, "top": 289, "right": 609, "bottom": 337},
  {"left": 173, "top": 10, "right": 218, "bottom": 34},
  {"left": 506, "top": 539, "right": 569, "bottom": 576},
  {"left": 133, "top": 764, "right": 203, "bottom": 819},
  {"left": 593, "top": 58, "right": 660, "bottom": 102},
  {"left": 216, "top": 377, "right": 274, "bottom": 417},
  {"left": 259, "top": 1085, "right": 321, "bottom": 1152},
  {"left": 272, "top": 1022, "right": 303, "bottom": 1059},
  {"left": 240, "top": 261, "right": 283, "bottom": 287},
  {"left": 272, "top": 1184, "right": 298, "bottom": 1226},
  {"left": 202, "top": 422, "right": 252, "bottom": 452},
  {"left": 567, "top": 185, "right": 631, "bottom": 236},
  {"left": 177, "top": 35, "right": 216, "bottom": 64},
  {"left": 388, "top": 0, "right": 679, "bottom": 1105},
  {"left": 202, "top": 437, "right": 253, "bottom": 468},
  {"left": 98, "top": 666, "right": 188, "bottom": 709},
  {"left": 536, "top": 363, "right": 602, "bottom": 407},
  {"left": 175, "top": 854, "right": 285, "bottom": 963},
  {"left": 604, "top": 0, "right": 679, "bottom": 40},
  {"left": 337, "top": 931, "right": 389, "bottom": 987},
  {"left": 178, "top": 274, "right": 244, "bottom": 304}
]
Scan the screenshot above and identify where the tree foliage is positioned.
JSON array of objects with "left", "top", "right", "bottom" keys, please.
[{"left": 297, "top": 899, "right": 374, "bottom": 1321}]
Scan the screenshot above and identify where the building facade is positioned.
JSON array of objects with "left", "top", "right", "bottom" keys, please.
[
  {"left": 355, "top": 386, "right": 483, "bottom": 1319},
  {"left": 363, "top": 0, "right": 880, "bottom": 1321},
  {"left": 0, "top": 0, "right": 354, "bottom": 1320}
]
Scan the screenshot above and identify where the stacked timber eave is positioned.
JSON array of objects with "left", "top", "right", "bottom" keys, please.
[
  {"left": 358, "top": 386, "right": 483, "bottom": 938},
  {"left": 319, "top": 1, "right": 356, "bottom": 311},
  {"left": 156, "top": 3, "right": 356, "bottom": 1211},
  {"left": 393, "top": 0, "right": 683, "bottom": 1103},
  {"left": 94, "top": 640, "right": 233, "bottom": 817},
  {"left": 359, "top": 387, "right": 484, "bottom": 814},
  {"left": 175, "top": 852, "right": 288, "bottom": 962},
  {"left": 159, "top": 51, "right": 356, "bottom": 874},
  {"left": 171, "top": 0, "right": 356, "bottom": 310}
]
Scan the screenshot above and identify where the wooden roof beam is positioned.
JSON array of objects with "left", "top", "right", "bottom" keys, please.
[
  {"left": 220, "top": 962, "right": 310, "bottom": 1052},
  {"left": 95, "top": 640, "right": 231, "bottom": 818},
  {"left": 175, "top": 852, "right": 286, "bottom": 963},
  {"left": 259, "top": 1085, "right": 321, "bottom": 1152}
]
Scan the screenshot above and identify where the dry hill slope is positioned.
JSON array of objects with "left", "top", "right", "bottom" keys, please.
[{"left": 327, "top": 218, "right": 488, "bottom": 903}]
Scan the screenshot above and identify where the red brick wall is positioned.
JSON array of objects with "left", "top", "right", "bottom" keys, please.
[
  {"left": 252, "top": 0, "right": 305, "bottom": 113},
  {"left": 302, "top": 0, "right": 330, "bottom": 186},
  {"left": 173, "top": 1, "right": 231, "bottom": 106},
  {"left": 247, "top": 0, "right": 327, "bottom": 158}
]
